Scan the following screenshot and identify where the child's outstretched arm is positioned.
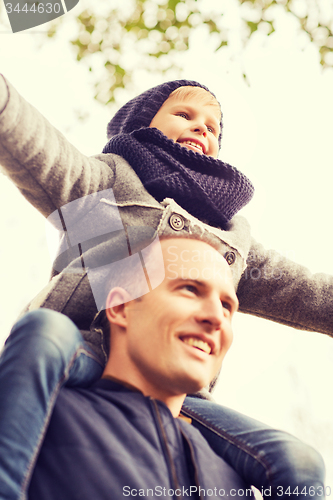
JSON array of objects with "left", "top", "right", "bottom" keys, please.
[
  {"left": 0, "top": 74, "right": 115, "bottom": 218},
  {"left": 237, "top": 237, "right": 333, "bottom": 337}
]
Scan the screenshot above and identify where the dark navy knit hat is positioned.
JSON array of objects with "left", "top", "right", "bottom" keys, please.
[{"left": 106, "top": 79, "right": 223, "bottom": 147}]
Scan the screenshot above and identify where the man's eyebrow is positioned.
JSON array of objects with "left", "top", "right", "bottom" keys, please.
[
  {"left": 172, "top": 277, "right": 238, "bottom": 309},
  {"left": 172, "top": 277, "right": 206, "bottom": 287}
]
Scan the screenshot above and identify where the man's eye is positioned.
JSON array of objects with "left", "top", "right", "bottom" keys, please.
[{"left": 183, "top": 284, "right": 197, "bottom": 293}]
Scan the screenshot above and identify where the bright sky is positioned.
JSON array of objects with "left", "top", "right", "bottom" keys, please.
[{"left": 0, "top": 0, "right": 333, "bottom": 487}]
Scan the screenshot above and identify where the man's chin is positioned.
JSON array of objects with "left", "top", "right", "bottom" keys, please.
[{"left": 176, "top": 377, "right": 210, "bottom": 397}]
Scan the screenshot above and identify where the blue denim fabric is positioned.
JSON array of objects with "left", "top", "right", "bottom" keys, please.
[
  {"left": 0, "top": 310, "right": 103, "bottom": 500},
  {"left": 182, "top": 397, "right": 326, "bottom": 500}
]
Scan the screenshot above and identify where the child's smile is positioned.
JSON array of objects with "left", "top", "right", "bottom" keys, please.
[{"left": 177, "top": 138, "right": 205, "bottom": 154}]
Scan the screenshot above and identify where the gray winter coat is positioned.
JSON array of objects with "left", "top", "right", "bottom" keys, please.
[{"left": 1, "top": 76, "right": 332, "bottom": 366}]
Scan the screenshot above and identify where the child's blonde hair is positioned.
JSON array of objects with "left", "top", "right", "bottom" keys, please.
[{"left": 167, "top": 86, "right": 221, "bottom": 119}]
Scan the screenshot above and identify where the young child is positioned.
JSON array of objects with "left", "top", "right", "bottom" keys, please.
[{"left": 0, "top": 76, "right": 328, "bottom": 499}]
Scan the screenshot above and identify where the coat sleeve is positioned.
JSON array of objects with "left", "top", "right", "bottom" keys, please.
[
  {"left": 237, "top": 238, "right": 333, "bottom": 337},
  {"left": 0, "top": 75, "right": 115, "bottom": 218}
]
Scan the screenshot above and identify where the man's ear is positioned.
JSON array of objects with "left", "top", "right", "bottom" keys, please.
[{"left": 105, "top": 287, "right": 132, "bottom": 328}]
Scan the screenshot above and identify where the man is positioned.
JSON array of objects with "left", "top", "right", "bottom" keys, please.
[{"left": 27, "top": 236, "right": 252, "bottom": 499}]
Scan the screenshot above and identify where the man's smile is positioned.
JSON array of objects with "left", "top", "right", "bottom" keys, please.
[{"left": 180, "top": 335, "right": 214, "bottom": 355}]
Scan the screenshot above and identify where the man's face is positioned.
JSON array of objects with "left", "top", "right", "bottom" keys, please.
[
  {"left": 149, "top": 89, "right": 220, "bottom": 158},
  {"left": 117, "top": 238, "right": 237, "bottom": 397}
]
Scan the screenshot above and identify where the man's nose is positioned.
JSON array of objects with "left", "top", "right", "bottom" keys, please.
[{"left": 195, "top": 297, "right": 223, "bottom": 331}]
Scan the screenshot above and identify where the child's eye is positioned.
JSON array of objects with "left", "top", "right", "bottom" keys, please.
[
  {"left": 176, "top": 112, "right": 189, "bottom": 119},
  {"left": 207, "top": 125, "right": 216, "bottom": 135},
  {"left": 222, "top": 301, "right": 232, "bottom": 312}
]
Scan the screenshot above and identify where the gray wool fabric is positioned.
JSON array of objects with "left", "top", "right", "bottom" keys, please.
[{"left": 106, "top": 79, "right": 223, "bottom": 147}]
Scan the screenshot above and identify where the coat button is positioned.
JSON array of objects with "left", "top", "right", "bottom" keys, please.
[
  {"left": 169, "top": 213, "right": 185, "bottom": 231},
  {"left": 224, "top": 251, "right": 236, "bottom": 265}
]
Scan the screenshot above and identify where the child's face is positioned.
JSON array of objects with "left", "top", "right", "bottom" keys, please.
[{"left": 149, "top": 91, "right": 221, "bottom": 158}]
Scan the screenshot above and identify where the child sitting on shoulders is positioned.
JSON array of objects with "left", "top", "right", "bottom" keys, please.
[{"left": 0, "top": 76, "right": 327, "bottom": 499}]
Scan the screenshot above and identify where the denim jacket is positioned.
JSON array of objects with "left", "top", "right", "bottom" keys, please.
[{"left": 1, "top": 75, "right": 332, "bottom": 366}]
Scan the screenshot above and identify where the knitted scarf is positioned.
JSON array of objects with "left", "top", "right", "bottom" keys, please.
[{"left": 103, "top": 127, "right": 254, "bottom": 228}]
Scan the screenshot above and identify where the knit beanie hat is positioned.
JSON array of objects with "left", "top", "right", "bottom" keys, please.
[{"left": 106, "top": 79, "right": 223, "bottom": 147}]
